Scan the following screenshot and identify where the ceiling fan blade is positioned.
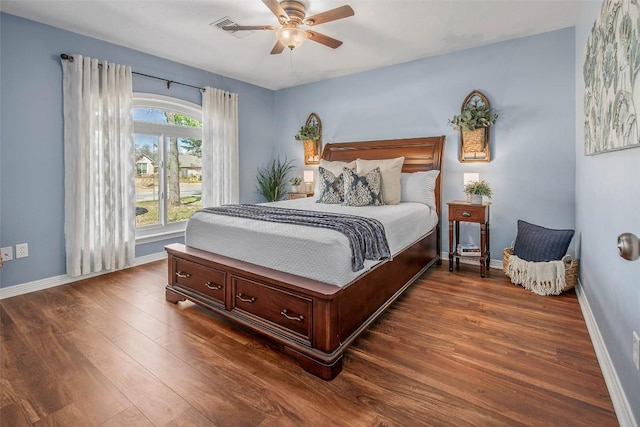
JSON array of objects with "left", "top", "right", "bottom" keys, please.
[
  {"left": 305, "top": 30, "right": 343, "bottom": 49},
  {"left": 262, "top": 0, "right": 289, "bottom": 24},
  {"left": 222, "top": 25, "right": 276, "bottom": 31},
  {"left": 304, "top": 5, "right": 354, "bottom": 26},
  {"left": 270, "top": 40, "right": 286, "bottom": 55}
]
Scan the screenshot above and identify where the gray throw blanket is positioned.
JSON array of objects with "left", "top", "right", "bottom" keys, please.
[{"left": 198, "top": 204, "right": 390, "bottom": 272}]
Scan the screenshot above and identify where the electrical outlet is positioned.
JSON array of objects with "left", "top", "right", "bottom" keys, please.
[
  {"left": 1, "top": 246, "right": 13, "bottom": 261},
  {"left": 633, "top": 331, "right": 639, "bottom": 371},
  {"left": 15, "top": 243, "right": 28, "bottom": 259}
]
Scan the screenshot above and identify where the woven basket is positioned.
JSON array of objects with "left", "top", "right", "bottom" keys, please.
[
  {"left": 502, "top": 247, "right": 578, "bottom": 292},
  {"left": 462, "top": 128, "right": 485, "bottom": 152},
  {"left": 303, "top": 139, "right": 317, "bottom": 164}
]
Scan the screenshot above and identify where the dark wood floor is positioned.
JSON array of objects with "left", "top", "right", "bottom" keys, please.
[{"left": 1, "top": 260, "right": 617, "bottom": 426}]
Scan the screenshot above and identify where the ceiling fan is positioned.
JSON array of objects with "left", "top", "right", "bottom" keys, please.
[{"left": 223, "top": 0, "right": 354, "bottom": 54}]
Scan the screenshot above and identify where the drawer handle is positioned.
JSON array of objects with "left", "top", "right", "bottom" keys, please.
[
  {"left": 461, "top": 211, "right": 471, "bottom": 217},
  {"left": 281, "top": 309, "right": 304, "bottom": 322},
  {"left": 175, "top": 271, "right": 191, "bottom": 278},
  {"left": 236, "top": 293, "right": 256, "bottom": 303},
  {"left": 205, "top": 282, "right": 222, "bottom": 290}
]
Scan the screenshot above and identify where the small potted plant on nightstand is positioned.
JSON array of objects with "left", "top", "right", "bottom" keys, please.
[
  {"left": 464, "top": 180, "right": 492, "bottom": 204},
  {"left": 289, "top": 176, "right": 302, "bottom": 193}
]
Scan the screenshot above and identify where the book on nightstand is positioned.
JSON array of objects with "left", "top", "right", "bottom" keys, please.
[{"left": 457, "top": 243, "right": 481, "bottom": 256}]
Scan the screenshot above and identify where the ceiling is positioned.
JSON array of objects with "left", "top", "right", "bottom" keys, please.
[{"left": 0, "top": 0, "right": 583, "bottom": 90}]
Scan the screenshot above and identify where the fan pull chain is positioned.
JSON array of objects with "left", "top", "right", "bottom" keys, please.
[{"left": 289, "top": 48, "right": 294, "bottom": 71}]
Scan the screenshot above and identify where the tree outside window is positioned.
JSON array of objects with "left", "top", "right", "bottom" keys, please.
[{"left": 132, "top": 95, "right": 203, "bottom": 232}]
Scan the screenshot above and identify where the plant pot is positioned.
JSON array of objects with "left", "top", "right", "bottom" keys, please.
[
  {"left": 470, "top": 194, "right": 483, "bottom": 204},
  {"left": 291, "top": 185, "right": 300, "bottom": 193}
]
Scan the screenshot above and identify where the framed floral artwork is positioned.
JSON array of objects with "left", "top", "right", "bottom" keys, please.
[{"left": 584, "top": 0, "right": 640, "bottom": 155}]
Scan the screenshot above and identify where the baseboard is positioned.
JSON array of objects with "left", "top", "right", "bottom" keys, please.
[
  {"left": 0, "top": 252, "right": 167, "bottom": 300},
  {"left": 576, "top": 280, "right": 638, "bottom": 427},
  {"left": 440, "top": 251, "right": 502, "bottom": 270}
]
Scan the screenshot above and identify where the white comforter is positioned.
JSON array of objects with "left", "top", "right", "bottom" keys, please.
[{"left": 185, "top": 198, "right": 438, "bottom": 287}]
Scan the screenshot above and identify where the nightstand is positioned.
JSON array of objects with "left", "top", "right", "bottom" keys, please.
[
  {"left": 448, "top": 200, "right": 491, "bottom": 277},
  {"left": 288, "top": 192, "right": 314, "bottom": 200}
]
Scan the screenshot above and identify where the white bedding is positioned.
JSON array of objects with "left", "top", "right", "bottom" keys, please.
[{"left": 185, "top": 197, "right": 438, "bottom": 287}]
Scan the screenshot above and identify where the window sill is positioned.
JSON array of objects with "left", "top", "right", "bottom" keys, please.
[{"left": 136, "top": 222, "right": 186, "bottom": 245}]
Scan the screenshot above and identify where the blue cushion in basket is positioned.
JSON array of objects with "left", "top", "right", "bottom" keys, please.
[{"left": 513, "top": 220, "right": 574, "bottom": 262}]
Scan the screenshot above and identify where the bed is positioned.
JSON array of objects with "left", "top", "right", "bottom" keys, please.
[{"left": 165, "top": 136, "right": 445, "bottom": 380}]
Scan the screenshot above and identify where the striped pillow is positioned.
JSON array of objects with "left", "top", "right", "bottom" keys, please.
[
  {"left": 513, "top": 220, "right": 574, "bottom": 262},
  {"left": 400, "top": 170, "right": 440, "bottom": 210}
]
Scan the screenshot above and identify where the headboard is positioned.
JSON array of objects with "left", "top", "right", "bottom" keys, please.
[{"left": 321, "top": 136, "right": 445, "bottom": 215}]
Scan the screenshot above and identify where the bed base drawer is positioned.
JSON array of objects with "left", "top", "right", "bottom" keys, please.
[
  {"left": 172, "top": 257, "right": 226, "bottom": 305},
  {"left": 231, "top": 275, "right": 312, "bottom": 343},
  {"left": 165, "top": 228, "right": 439, "bottom": 381}
]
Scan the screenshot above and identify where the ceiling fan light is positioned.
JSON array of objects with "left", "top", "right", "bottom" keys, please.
[{"left": 276, "top": 26, "right": 307, "bottom": 49}]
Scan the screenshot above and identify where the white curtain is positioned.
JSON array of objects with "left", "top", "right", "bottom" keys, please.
[
  {"left": 202, "top": 87, "right": 239, "bottom": 207},
  {"left": 62, "top": 55, "right": 135, "bottom": 277}
]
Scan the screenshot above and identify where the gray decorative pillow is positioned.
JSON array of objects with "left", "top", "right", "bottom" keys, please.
[
  {"left": 513, "top": 220, "right": 575, "bottom": 262},
  {"left": 316, "top": 167, "right": 345, "bottom": 204},
  {"left": 342, "top": 167, "right": 385, "bottom": 207}
]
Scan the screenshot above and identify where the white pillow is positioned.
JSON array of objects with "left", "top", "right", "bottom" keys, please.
[
  {"left": 400, "top": 170, "right": 440, "bottom": 211},
  {"left": 319, "top": 159, "right": 356, "bottom": 175},
  {"left": 315, "top": 159, "right": 356, "bottom": 193},
  {"left": 356, "top": 157, "right": 404, "bottom": 205}
]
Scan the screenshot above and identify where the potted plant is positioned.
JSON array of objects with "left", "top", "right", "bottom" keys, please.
[
  {"left": 289, "top": 176, "right": 302, "bottom": 193},
  {"left": 256, "top": 157, "right": 295, "bottom": 202},
  {"left": 449, "top": 100, "right": 498, "bottom": 154},
  {"left": 294, "top": 123, "right": 319, "bottom": 141},
  {"left": 294, "top": 123, "right": 320, "bottom": 163},
  {"left": 464, "top": 180, "right": 492, "bottom": 204},
  {"left": 448, "top": 101, "right": 498, "bottom": 132}
]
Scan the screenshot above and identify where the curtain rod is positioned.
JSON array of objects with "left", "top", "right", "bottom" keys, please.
[{"left": 60, "top": 53, "right": 205, "bottom": 91}]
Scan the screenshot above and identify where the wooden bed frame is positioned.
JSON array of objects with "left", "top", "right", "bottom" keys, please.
[{"left": 165, "top": 136, "right": 445, "bottom": 380}]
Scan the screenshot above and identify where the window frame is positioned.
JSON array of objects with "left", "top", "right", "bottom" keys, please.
[{"left": 133, "top": 93, "right": 203, "bottom": 244}]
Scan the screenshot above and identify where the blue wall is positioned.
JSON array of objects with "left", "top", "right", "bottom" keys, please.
[
  {"left": 575, "top": 2, "right": 640, "bottom": 422},
  {"left": 274, "top": 28, "right": 577, "bottom": 258},
  {"left": 0, "top": 13, "right": 275, "bottom": 287},
  {"left": 0, "top": 14, "right": 577, "bottom": 293},
  {"left": 2, "top": 7, "right": 638, "bottom": 422},
  {"left": 0, "top": 12, "right": 576, "bottom": 288}
]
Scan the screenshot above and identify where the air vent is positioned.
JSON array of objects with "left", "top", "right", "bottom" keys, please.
[{"left": 210, "top": 17, "right": 253, "bottom": 39}]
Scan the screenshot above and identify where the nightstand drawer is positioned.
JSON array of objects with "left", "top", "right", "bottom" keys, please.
[{"left": 450, "top": 205, "right": 486, "bottom": 222}]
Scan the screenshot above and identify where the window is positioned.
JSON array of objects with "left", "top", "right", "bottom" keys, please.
[{"left": 133, "top": 94, "right": 203, "bottom": 241}]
